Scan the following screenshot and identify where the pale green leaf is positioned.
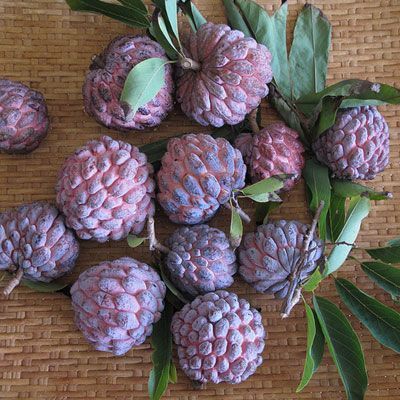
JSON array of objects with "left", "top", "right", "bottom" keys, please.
[
  {"left": 303, "top": 268, "right": 323, "bottom": 292},
  {"left": 127, "top": 235, "right": 146, "bottom": 248}
]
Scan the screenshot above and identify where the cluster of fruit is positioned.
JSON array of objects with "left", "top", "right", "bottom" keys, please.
[{"left": 0, "top": 19, "right": 391, "bottom": 386}]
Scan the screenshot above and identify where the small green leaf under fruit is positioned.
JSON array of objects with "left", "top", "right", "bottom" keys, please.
[
  {"left": 366, "top": 245, "right": 400, "bottom": 265},
  {"left": 21, "top": 278, "right": 70, "bottom": 293},
  {"left": 127, "top": 235, "right": 147, "bottom": 248},
  {"left": 296, "top": 301, "right": 325, "bottom": 392},
  {"left": 360, "top": 261, "right": 400, "bottom": 299},
  {"left": 148, "top": 303, "right": 175, "bottom": 400},
  {"left": 230, "top": 207, "right": 243, "bottom": 248},
  {"left": 336, "top": 278, "right": 400, "bottom": 353},
  {"left": 302, "top": 268, "right": 323, "bottom": 292},
  {"left": 289, "top": 4, "right": 331, "bottom": 100},
  {"left": 332, "top": 180, "right": 392, "bottom": 201},
  {"left": 313, "top": 295, "right": 368, "bottom": 400},
  {"left": 65, "top": 0, "right": 150, "bottom": 28},
  {"left": 302, "top": 159, "right": 331, "bottom": 241},
  {"left": 324, "top": 196, "right": 370, "bottom": 276},
  {"left": 120, "top": 57, "right": 169, "bottom": 118}
]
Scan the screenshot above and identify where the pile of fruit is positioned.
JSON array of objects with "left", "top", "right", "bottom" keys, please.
[{"left": 1, "top": 1, "right": 400, "bottom": 399}]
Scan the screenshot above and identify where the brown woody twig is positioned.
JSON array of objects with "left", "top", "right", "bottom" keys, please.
[
  {"left": 248, "top": 108, "right": 260, "bottom": 133},
  {"left": 147, "top": 217, "right": 169, "bottom": 254},
  {"left": 2, "top": 268, "right": 23, "bottom": 297},
  {"left": 280, "top": 200, "right": 325, "bottom": 318}
]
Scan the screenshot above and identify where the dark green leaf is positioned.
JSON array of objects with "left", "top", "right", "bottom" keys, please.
[
  {"left": 254, "top": 201, "right": 281, "bottom": 225},
  {"left": 164, "top": 0, "right": 179, "bottom": 41},
  {"left": 117, "top": 0, "right": 147, "bottom": 14},
  {"left": 149, "top": 15, "right": 180, "bottom": 60},
  {"left": 302, "top": 159, "right": 331, "bottom": 241},
  {"left": 121, "top": 57, "right": 169, "bottom": 118},
  {"left": 366, "top": 245, "right": 400, "bottom": 264},
  {"left": 230, "top": 208, "right": 243, "bottom": 247},
  {"left": 336, "top": 278, "right": 400, "bottom": 353},
  {"left": 332, "top": 180, "right": 393, "bottom": 201},
  {"left": 65, "top": 0, "right": 150, "bottom": 28},
  {"left": 311, "top": 96, "right": 343, "bottom": 139},
  {"left": 328, "top": 193, "right": 346, "bottom": 242},
  {"left": 234, "top": 0, "right": 291, "bottom": 98},
  {"left": 311, "top": 309, "right": 325, "bottom": 371},
  {"left": 179, "top": 1, "right": 207, "bottom": 31},
  {"left": 296, "top": 301, "right": 325, "bottom": 392},
  {"left": 289, "top": 4, "right": 331, "bottom": 100},
  {"left": 324, "top": 196, "right": 370, "bottom": 276},
  {"left": 361, "top": 261, "right": 400, "bottom": 299},
  {"left": 303, "top": 268, "right": 323, "bottom": 292},
  {"left": 127, "top": 235, "right": 146, "bottom": 248},
  {"left": 313, "top": 295, "right": 368, "bottom": 400},
  {"left": 21, "top": 279, "right": 70, "bottom": 293},
  {"left": 148, "top": 303, "right": 174, "bottom": 400},
  {"left": 223, "top": 0, "right": 252, "bottom": 37}
]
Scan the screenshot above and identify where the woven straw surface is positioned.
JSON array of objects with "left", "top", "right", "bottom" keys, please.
[{"left": 0, "top": 0, "right": 399, "bottom": 398}]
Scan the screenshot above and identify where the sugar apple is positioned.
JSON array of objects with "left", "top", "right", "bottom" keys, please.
[
  {"left": 56, "top": 135, "right": 155, "bottom": 242},
  {"left": 235, "top": 122, "right": 305, "bottom": 191},
  {"left": 157, "top": 133, "right": 246, "bottom": 224},
  {"left": 165, "top": 225, "right": 236, "bottom": 297},
  {"left": 0, "top": 79, "right": 50, "bottom": 154},
  {"left": 176, "top": 23, "right": 273, "bottom": 127},
  {"left": 0, "top": 202, "right": 79, "bottom": 294},
  {"left": 312, "top": 106, "right": 389, "bottom": 180},
  {"left": 238, "top": 220, "right": 324, "bottom": 298},
  {"left": 171, "top": 290, "right": 265, "bottom": 384},
  {"left": 71, "top": 257, "right": 166, "bottom": 355},
  {"left": 83, "top": 35, "right": 174, "bottom": 132}
]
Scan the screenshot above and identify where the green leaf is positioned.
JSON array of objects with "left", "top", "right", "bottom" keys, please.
[
  {"left": 230, "top": 207, "right": 243, "bottom": 247},
  {"left": 289, "top": 4, "right": 331, "bottom": 100},
  {"left": 336, "top": 278, "right": 400, "bottom": 353},
  {"left": 234, "top": 0, "right": 291, "bottom": 98},
  {"left": 148, "top": 303, "right": 174, "bottom": 400},
  {"left": 158, "top": 263, "right": 189, "bottom": 304},
  {"left": 303, "top": 268, "right": 323, "bottom": 292},
  {"left": 169, "top": 362, "right": 178, "bottom": 383},
  {"left": 313, "top": 295, "right": 368, "bottom": 400},
  {"left": 328, "top": 194, "right": 346, "bottom": 242},
  {"left": 117, "top": 0, "right": 147, "bottom": 14},
  {"left": 324, "top": 196, "right": 370, "bottom": 276},
  {"left": 222, "top": 0, "right": 252, "bottom": 37},
  {"left": 179, "top": 1, "right": 207, "bottom": 31},
  {"left": 127, "top": 235, "right": 146, "bottom": 248},
  {"left": 360, "top": 261, "right": 400, "bottom": 299},
  {"left": 21, "top": 279, "right": 70, "bottom": 293},
  {"left": 302, "top": 159, "right": 331, "bottom": 241},
  {"left": 240, "top": 175, "right": 286, "bottom": 196},
  {"left": 164, "top": 0, "right": 179, "bottom": 41},
  {"left": 254, "top": 201, "right": 281, "bottom": 225},
  {"left": 296, "top": 301, "right": 325, "bottom": 392},
  {"left": 387, "top": 237, "right": 400, "bottom": 247},
  {"left": 121, "top": 57, "right": 168, "bottom": 118},
  {"left": 149, "top": 15, "right": 180, "bottom": 60},
  {"left": 311, "top": 309, "right": 325, "bottom": 371},
  {"left": 332, "top": 180, "right": 392, "bottom": 201},
  {"left": 65, "top": 0, "right": 150, "bottom": 28},
  {"left": 366, "top": 245, "right": 400, "bottom": 264}
]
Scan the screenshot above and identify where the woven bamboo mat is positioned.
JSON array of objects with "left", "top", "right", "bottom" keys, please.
[{"left": 0, "top": 0, "right": 399, "bottom": 398}]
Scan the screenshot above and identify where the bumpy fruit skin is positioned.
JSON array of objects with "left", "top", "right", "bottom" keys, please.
[
  {"left": 56, "top": 135, "right": 155, "bottom": 242},
  {"left": 157, "top": 133, "right": 246, "bottom": 224},
  {"left": 83, "top": 35, "right": 174, "bottom": 132},
  {"left": 176, "top": 23, "right": 273, "bottom": 127},
  {"left": 235, "top": 122, "right": 305, "bottom": 191},
  {"left": 238, "top": 220, "right": 324, "bottom": 298},
  {"left": 0, "top": 79, "right": 50, "bottom": 154},
  {"left": 71, "top": 257, "right": 166, "bottom": 356},
  {"left": 312, "top": 106, "right": 389, "bottom": 180},
  {"left": 172, "top": 290, "right": 265, "bottom": 384},
  {"left": 0, "top": 202, "right": 79, "bottom": 282},
  {"left": 165, "top": 225, "right": 237, "bottom": 297}
]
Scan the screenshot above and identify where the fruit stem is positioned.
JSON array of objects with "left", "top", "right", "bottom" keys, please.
[
  {"left": 147, "top": 217, "right": 169, "bottom": 254},
  {"left": 248, "top": 108, "right": 260, "bottom": 133},
  {"left": 224, "top": 202, "right": 251, "bottom": 224},
  {"left": 179, "top": 56, "right": 201, "bottom": 71},
  {"left": 2, "top": 268, "right": 23, "bottom": 297},
  {"left": 281, "top": 200, "right": 325, "bottom": 318}
]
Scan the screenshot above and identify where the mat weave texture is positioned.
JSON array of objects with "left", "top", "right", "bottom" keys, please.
[{"left": 0, "top": 0, "right": 399, "bottom": 399}]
